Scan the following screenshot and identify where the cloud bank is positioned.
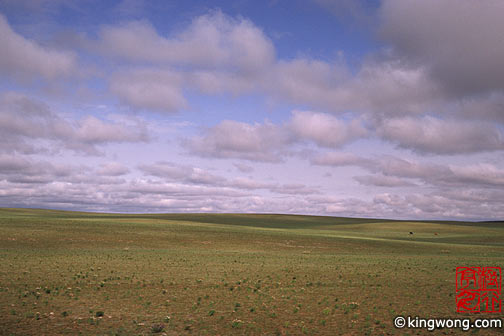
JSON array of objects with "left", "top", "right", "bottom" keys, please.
[{"left": 0, "top": 2, "right": 503, "bottom": 220}]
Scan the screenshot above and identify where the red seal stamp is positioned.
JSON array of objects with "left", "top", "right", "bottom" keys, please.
[{"left": 456, "top": 267, "right": 501, "bottom": 313}]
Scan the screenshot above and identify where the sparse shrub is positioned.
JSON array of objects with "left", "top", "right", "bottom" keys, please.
[
  {"left": 231, "top": 319, "right": 243, "bottom": 328},
  {"left": 151, "top": 323, "right": 165, "bottom": 333}
]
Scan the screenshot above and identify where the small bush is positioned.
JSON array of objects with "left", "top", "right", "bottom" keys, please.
[
  {"left": 231, "top": 319, "right": 243, "bottom": 328},
  {"left": 151, "top": 323, "right": 165, "bottom": 333}
]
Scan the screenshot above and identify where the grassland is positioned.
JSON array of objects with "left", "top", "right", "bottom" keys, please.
[{"left": 0, "top": 208, "right": 502, "bottom": 335}]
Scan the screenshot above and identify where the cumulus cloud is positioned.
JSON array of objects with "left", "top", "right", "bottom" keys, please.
[
  {"left": 1, "top": 5, "right": 503, "bottom": 220},
  {"left": 1, "top": 153, "right": 502, "bottom": 219},
  {"left": 348, "top": 61, "right": 443, "bottom": 115},
  {"left": 353, "top": 174, "right": 416, "bottom": 187},
  {"left": 110, "top": 67, "right": 261, "bottom": 113},
  {"left": 375, "top": 157, "right": 448, "bottom": 181},
  {"left": 138, "top": 161, "right": 226, "bottom": 185},
  {"left": 96, "top": 12, "right": 446, "bottom": 117},
  {"left": 265, "top": 58, "right": 349, "bottom": 109},
  {"left": 0, "top": 154, "right": 61, "bottom": 184},
  {"left": 97, "top": 11, "right": 274, "bottom": 112},
  {"left": 311, "top": 152, "right": 504, "bottom": 190},
  {"left": 374, "top": 191, "right": 504, "bottom": 220},
  {"left": 448, "top": 164, "right": 504, "bottom": 187},
  {"left": 311, "top": 189, "right": 504, "bottom": 220},
  {"left": 109, "top": 69, "right": 187, "bottom": 113},
  {"left": 0, "top": 92, "right": 149, "bottom": 155},
  {"left": 188, "top": 70, "right": 257, "bottom": 95},
  {"left": 0, "top": 177, "right": 250, "bottom": 213},
  {"left": 3, "top": 169, "right": 502, "bottom": 218},
  {"left": 186, "top": 111, "right": 366, "bottom": 162},
  {"left": 225, "top": 177, "right": 318, "bottom": 195},
  {"left": 0, "top": 154, "right": 127, "bottom": 185},
  {"left": 139, "top": 161, "right": 319, "bottom": 196},
  {"left": 381, "top": 0, "right": 504, "bottom": 96},
  {"left": 185, "top": 120, "right": 289, "bottom": 162},
  {"left": 74, "top": 115, "right": 146, "bottom": 144},
  {"left": 289, "top": 110, "right": 367, "bottom": 148},
  {"left": 264, "top": 57, "right": 444, "bottom": 116},
  {"left": 96, "top": 162, "right": 130, "bottom": 176},
  {"left": 97, "top": 11, "right": 441, "bottom": 116},
  {"left": 268, "top": 184, "right": 319, "bottom": 195},
  {"left": 0, "top": 13, "right": 76, "bottom": 80},
  {"left": 457, "top": 93, "right": 504, "bottom": 124},
  {"left": 376, "top": 157, "right": 504, "bottom": 189},
  {"left": 376, "top": 116, "right": 504, "bottom": 154},
  {"left": 98, "top": 11, "right": 275, "bottom": 72},
  {"left": 0, "top": 176, "right": 319, "bottom": 214}
]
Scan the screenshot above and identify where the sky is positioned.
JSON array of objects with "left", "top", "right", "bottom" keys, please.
[{"left": 1, "top": 0, "right": 504, "bottom": 220}]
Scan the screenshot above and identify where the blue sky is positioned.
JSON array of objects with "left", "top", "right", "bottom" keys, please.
[{"left": 1, "top": 0, "right": 504, "bottom": 220}]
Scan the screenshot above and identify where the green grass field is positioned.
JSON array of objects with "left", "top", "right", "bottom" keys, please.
[{"left": 0, "top": 208, "right": 502, "bottom": 335}]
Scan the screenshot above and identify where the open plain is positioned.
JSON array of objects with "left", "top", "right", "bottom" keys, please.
[{"left": 0, "top": 208, "right": 502, "bottom": 335}]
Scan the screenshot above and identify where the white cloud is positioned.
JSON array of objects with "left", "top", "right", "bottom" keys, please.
[
  {"left": 377, "top": 116, "right": 504, "bottom": 154},
  {"left": 1, "top": 152, "right": 502, "bottom": 219},
  {"left": 354, "top": 174, "right": 416, "bottom": 187},
  {"left": 188, "top": 70, "right": 256, "bottom": 95},
  {"left": 109, "top": 69, "right": 187, "bottom": 113},
  {"left": 75, "top": 115, "right": 147, "bottom": 144},
  {"left": 138, "top": 161, "right": 226, "bottom": 185},
  {"left": 139, "top": 161, "right": 319, "bottom": 195},
  {"left": 457, "top": 93, "right": 504, "bottom": 124},
  {"left": 0, "top": 13, "right": 76, "bottom": 80},
  {"left": 98, "top": 11, "right": 275, "bottom": 71},
  {"left": 1, "top": 5, "right": 504, "bottom": 220},
  {"left": 264, "top": 58, "right": 443, "bottom": 116},
  {"left": 265, "top": 58, "right": 349, "bottom": 109},
  {"left": 312, "top": 153, "right": 504, "bottom": 190},
  {"left": 289, "top": 110, "right": 367, "bottom": 148},
  {"left": 0, "top": 92, "right": 149, "bottom": 155},
  {"left": 185, "top": 119, "right": 289, "bottom": 162},
  {"left": 381, "top": 0, "right": 504, "bottom": 95},
  {"left": 95, "top": 12, "right": 447, "bottom": 118},
  {"left": 97, "top": 162, "right": 130, "bottom": 176},
  {"left": 449, "top": 164, "right": 504, "bottom": 187},
  {"left": 186, "top": 111, "right": 366, "bottom": 162}
]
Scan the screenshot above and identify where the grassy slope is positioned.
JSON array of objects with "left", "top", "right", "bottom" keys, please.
[{"left": 0, "top": 208, "right": 502, "bottom": 335}]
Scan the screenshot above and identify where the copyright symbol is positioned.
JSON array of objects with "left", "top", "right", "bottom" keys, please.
[{"left": 394, "top": 316, "right": 406, "bottom": 328}]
